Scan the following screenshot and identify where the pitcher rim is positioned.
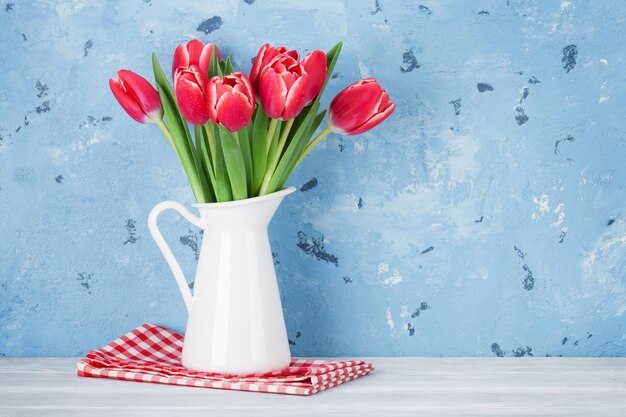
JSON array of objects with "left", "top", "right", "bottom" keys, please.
[{"left": 192, "top": 186, "right": 296, "bottom": 208}]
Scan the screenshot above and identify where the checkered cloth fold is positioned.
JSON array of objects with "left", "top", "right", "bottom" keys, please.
[{"left": 77, "top": 323, "right": 374, "bottom": 395}]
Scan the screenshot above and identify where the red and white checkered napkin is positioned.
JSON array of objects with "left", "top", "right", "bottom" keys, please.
[{"left": 77, "top": 323, "right": 374, "bottom": 395}]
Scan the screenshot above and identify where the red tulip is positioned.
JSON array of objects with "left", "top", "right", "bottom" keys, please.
[
  {"left": 109, "top": 70, "right": 162, "bottom": 124},
  {"left": 249, "top": 43, "right": 299, "bottom": 90},
  {"left": 258, "top": 55, "right": 310, "bottom": 120},
  {"left": 206, "top": 72, "right": 255, "bottom": 132},
  {"left": 172, "top": 39, "right": 220, "bottom": 80},
  {"left": 174, "top": 65, "right": 211, "bottom": 126},
  {"left": 329, "top": 78, "right": 395, "bottom": 135},
  {"left": 301, "top": 50, "right": 327, "bottom": 104}
]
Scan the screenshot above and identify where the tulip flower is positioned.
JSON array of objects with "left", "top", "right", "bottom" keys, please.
[
  {"left": 295, "top": 78, "right": 395, "bottom": 168},
  {"left": 109, "top": 70, "right": 163, "bottom": 124},
  {"left": 258, "top": 55, "right": 310, "bottom": 120},
  {"left": 301, "top": 50, "right": 327, "bottom": 104},
  {"left": 174, "top": 65, "right": 211, "bottom": 126},
  {"left": 329, "top": 78, "right": 395, "bottom": 135},
  {"left": 206, "top": 72, "right": 255, "bottom": 132},
  {"left": 249, "top": 43, "right": 299, "bottom": 90},
  {"left": 172, "top": 39, "right": 220, "bottom": 80}
]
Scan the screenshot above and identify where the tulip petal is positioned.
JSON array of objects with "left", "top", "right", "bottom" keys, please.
[
  {"left": 173, "top": 65, "right": 187, "bottom": 85},
  {"left": 172, "top": 44, "right": 190, "bottom": 80},
  {"left": 286, "top": 49, "right": 299, "bottom": 60},
  {"left": 228, "top": 72, "right": 254, "bottom": 103},
  {"left": 175, "top": 78, "right": 210, "bottom": 125},
  {"left": 281, "top": 72, "right": 296, "bottom": 90},
  {"left": 217, "top": 82, "right": 232, "bottom": 97},
  {"left": 377, "top": 91, "right": 391, "bottom": 112},
  {"left": 186, "top": 39, "right": 205, "bottom": 65},
  {"left": 283, "top": 74, "right": 309, "bottom": 120},
  {"left": 199, "top": 43, "right": 219, "bottom": 76},
  {"left": 259, "top": 69, "right": 287, "bottom": 119},
  {"left": 215, "top": 91, "right": 254, "bottom": 132},
  {"left": 302, "top": 50, "right": 327, "bottom": 104},
  {"left": 109, "top": 78, "right": 148, "bottom": 123},
  {"left": 117, "top": 70, "right": 162, "bottom": 115},
  {"left": 187, "top": 65, "right": 209, "bottom": 91},
  {"left": 343, "top": 102, "right": 396, "bottom": 135},
  {"left": 239, "top": 72, "right": 255, "bottom": 103},
  {"left": 206, "top": 77, "right": 220, "bottom": 122},
  {"left": 250, "top": 44, "right": 271, "bottom": 88}
]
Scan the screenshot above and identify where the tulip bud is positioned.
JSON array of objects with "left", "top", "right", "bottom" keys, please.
[
  {"left": 302, "top": 50, "right": 327, "bottom": 104},
  {"left": 258, "top": 55, "right": 310, "bottom": 120},
  {"left": 109, "top": 70, "right": 163, "bottom": 124},
  {"left": 329, "top": 78, "right": 395, "bottom": 135},
  {"left": 174, "top": 65, "right": 211, "bottom": 126},
  {"left": 206, "top": 72, "right": 255, "bottom": 132},
  {"left": 172, "top": 39, "right": 220, "bottom": 81},
  {"left": 249, "top": 43, "right": 299, "bottom": 91}
]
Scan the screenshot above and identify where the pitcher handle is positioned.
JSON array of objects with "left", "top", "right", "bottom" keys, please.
[{"left": 148, "top": 201, "right": 203, "bottom": 314}]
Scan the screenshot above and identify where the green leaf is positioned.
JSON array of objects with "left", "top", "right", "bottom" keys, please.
[
  {"left": 200, "top": 125, "right": 214, "bottom": 172},
  {"left": 219, "top": 125, "right": 248, "bottom": 200},
  {"left": 194, "top": 126, "right": 216, "bottom": 202},
  {"left": 266, "top": 101, "right": 320, "bottom": 193},
  {"left": 278, "top": 109, "right": 327, "bottom": 188},
  {"left": 152, "top": 53, "right": 207, "bottom": 202},
  {"left": 213, "top": 126, "right": 233, "bottom": 202},
  {"left": 223, "top": 55, "right": 234, "bottom": 75},
  {"left": 208, "top": 47, "right": 222, "bottom": 78},
  {"left": 192, "top": 126, "right": 213, "bottom": 201},
  {"left": 251, "top": 107, "right": 268, "bottom": 195},
  {"left": 323, "top": 42, "right": 343, "bottom": 92},
  {"left": 309, "top": 110, "right": 328, "bottom": 140},
  {"left": 199, "top": 128, "right": 218, "bottom": 202}
]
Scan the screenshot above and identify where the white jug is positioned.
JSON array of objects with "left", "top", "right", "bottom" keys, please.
[{"left": 148, "top": 187, "right": 295, "bottom": 374}]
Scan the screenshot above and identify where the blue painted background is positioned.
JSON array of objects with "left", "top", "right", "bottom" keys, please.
[{"left": 1, "top": 0, "right": 625, "bottom": 357}]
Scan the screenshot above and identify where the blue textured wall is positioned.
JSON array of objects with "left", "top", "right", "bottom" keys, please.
[{"left": 1, "top": 0, "right": 625, "bottom": 357}]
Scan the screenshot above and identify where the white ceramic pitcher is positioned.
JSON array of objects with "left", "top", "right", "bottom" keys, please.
[{"left": 148, "top": 187, "right": 295, "bottom": 374}]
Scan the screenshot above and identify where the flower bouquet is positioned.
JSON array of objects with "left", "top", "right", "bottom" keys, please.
[
  {"left": 108, "top": 39, "right": 395, "bottom": 374},
  {"left": 109, "top": 40, "right": 395, "bottom": 202}
]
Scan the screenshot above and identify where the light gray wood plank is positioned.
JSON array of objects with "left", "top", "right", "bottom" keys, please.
[{"left": 1, "top": 358, "right": 625, "bottom": 417}]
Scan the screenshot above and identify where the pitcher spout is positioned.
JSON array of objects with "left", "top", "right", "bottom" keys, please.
[{"left": 193, "top": 187, "right": 296, "bottom": 229}]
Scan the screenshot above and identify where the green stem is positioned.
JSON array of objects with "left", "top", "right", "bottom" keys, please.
[
  {"left": 156, "top": 119, "right": 178, "bottom": 155},
  {"left": 276, "top": 119, "right": 294, "bottom": 157},
  {"left": 265, "top": 118, "right": 279, "bottom": 155},
  {"left": 295, "top": 126, "right": 332, "bottom": 167},
  {"left": 203, "top": 124, "right": 217, "bottom": 170},
  {"left": 259, "top": 118, "right": 294, "bottom": 195},
  {"left": 194, "top": 125, "right": 201, "bottom": 155},
  {"left": 194, "top": 125, "right": 203, "bottom": 168}
]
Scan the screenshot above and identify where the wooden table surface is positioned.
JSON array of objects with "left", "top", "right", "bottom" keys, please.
[{"left": 1, "top": 357, "right": 625, "bottom": 416}]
